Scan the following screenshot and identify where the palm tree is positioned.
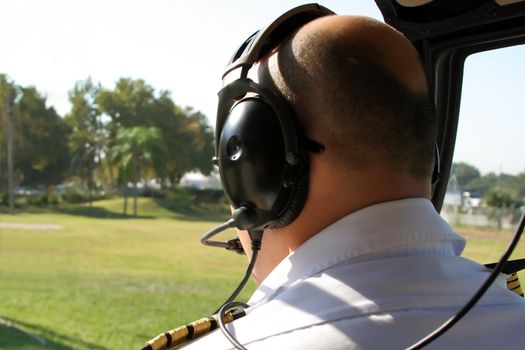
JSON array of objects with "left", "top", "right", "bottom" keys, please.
[
  {"left": 68, "top": 129, "right": 106, "bottom": 207},
  {"left": 111, "top": 127, "right": 166, "bottom": 216},
  {"left": 66, "top": 78, "right": 104, "bottom": 207}
]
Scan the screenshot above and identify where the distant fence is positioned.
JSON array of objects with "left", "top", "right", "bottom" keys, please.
[{"left": 440, "top": 208, "right": 520, "bottom": 229}]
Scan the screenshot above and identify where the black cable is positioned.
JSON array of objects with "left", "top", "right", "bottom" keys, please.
[
  {"left": 214, "top": 249, "right": 259, "bottom": 314},
  {"left": 219, "top": 301, "right": 250, "bottom": 350},
  {"left": 201, "top": 219, "right": 236, "bottom": 249},
  {"left": 200, "top": 214, "right": 262, "bottom": 349},
  {"left": 215, "top": 235, "right": 262, "bottom": 349},
  {"left": 405, "top": 209, "right": 525, "bottom": 350}
]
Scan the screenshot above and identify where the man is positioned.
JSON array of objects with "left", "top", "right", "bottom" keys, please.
[{"left": 183, "top": 14, "right": 525, "bottom": 350}]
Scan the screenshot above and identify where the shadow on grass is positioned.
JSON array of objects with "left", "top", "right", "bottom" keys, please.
[
  {"left": 55, "top": 206, "right": 154, "bottom": 220},
  {"left": 0, "top": 317, "right": 106, "bottom": 350},
  {"left": 153, "top": 198, "right": 230, "bottom": 222},
  {"left": 0, "top": 195, "right": 229, "bottom": 222},
  {"left": 0, "top": 204, "right": 154, "bottom": 220}
]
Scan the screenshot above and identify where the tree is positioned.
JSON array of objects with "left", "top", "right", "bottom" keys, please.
[
  {"left": 466, "top": 172, "right": 525, "bottom": 199},
  {"left": 451, "top": 162, "right": 481, "bottom": 189},
  {"left": 1, "top": 84, "right": 70, "bottom": 187},
  {"left": 98, "top": 79, "right": 215, "bottom": 188},
  {"left": 98, "top": 79, "right": 168, "bottom": 186},
  {"left": 66, "top": 78, "right": 103, "bottom": 206},
  {"left": 0, "top": 76, "right": 12, "bottom": 184},
  {"left": 484, "top": 188, "right": 523, "bottom": 230},
  {"left": 466, "top": 172, "right": 499, "bottom": 195},
  {"left": 0, "top": 74, "right": 18, "bottom": 211},
  {"left": 97, "top": 78, "right": 157, "bottom": 129},
  {"left": 186, "top": 110, "right": 215, "bottom": 176},
  {"left": 111, "top": 127, "right": 166, "bottom": 216},
  {"left": 158, "top": 107, "right": 214, "bottom": 187},
  {"left": 18, "top": 87, "right": 71, "bottom": 186}
]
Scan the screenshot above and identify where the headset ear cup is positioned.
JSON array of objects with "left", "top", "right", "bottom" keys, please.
[
  {"left": 216, "top": 80, "right": 311, "bottom": 230},
  {"left": 269, "top": 159, "right": 309, "bottom": 229}
]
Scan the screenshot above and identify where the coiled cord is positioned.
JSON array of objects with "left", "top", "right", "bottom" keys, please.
[{"left": 217, "top": 236, "right": 262, "bottom": 350}]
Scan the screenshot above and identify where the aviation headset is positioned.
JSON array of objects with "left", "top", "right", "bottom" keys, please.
[
  {"left": 214, "top": 4, "right": 440, "bottom": 234},
  {"left": 214, "top": 4, "right": 334, "bottom": 232}
]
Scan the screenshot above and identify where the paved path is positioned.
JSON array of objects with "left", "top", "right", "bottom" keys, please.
[
  {"left": 0, "top": 222, "right": 63, "bottom": 230},
  {"left": 0, "top": 317, "right": 47, "bottom": 345}
]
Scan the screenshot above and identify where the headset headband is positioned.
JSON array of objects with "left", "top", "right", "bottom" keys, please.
[
  {"left": 222, "top": 3, "right": 335, "bottom": 80},
  {"left": 215, "top": 3, "right": 334, "bottom": 162}
]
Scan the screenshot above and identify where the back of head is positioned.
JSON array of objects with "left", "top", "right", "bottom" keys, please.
[{"left": 258, "top": 15, "right": 436, "bottom": 180}]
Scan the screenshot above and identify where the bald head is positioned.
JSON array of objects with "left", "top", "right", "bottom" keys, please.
[
  {"left": 315, "top": 16, "right": 429, "bottom": 94},
  {"left": 254, "top": 15, "right": 436, "bottom": 179}
]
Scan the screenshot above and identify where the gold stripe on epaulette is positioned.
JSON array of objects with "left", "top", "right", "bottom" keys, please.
[
  {"left": 506, "top": 273, "right": 524, "bottom": 297},
  {"left": 142, "top": 311, "right": 240, "bottom": 350}
]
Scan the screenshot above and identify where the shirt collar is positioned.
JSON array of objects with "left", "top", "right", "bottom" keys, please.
[{"left": 248, "top": 198, "right": 466, "bottom": 305}]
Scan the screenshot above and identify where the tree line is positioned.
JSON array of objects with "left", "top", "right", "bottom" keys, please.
[
  {"left": 450, "top": 162, "right": 525, "bottom": 228},
  {"left": 0, "top": 74, "right": 215, "bottom": 213},
  {"left": 451, "top": 162, "right": 525, "bottom": 205}
]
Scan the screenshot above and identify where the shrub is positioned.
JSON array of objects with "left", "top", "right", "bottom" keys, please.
[
  {"left": 142, "top": 187, "right": 166, "bottom": 199},
  {"left": 61, "top": 188, "right": 109, "bottom": 204},
  {"left": 0, "top": 191, "right": 7, "bottom": 206},
  {"left": 26, "top": 194, "right": 49, "bottom": 207}
]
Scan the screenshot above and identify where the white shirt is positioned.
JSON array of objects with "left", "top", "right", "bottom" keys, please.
[{"left": 182, "top": 198, "right": 525, "bottom": 349}]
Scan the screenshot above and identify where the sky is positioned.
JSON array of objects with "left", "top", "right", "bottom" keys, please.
[
  {"left": 456, "top": 46, "right": 525, "bottom": 175},
  {"left": 0, "top": 0, "right": 523, "bottom": 175}
]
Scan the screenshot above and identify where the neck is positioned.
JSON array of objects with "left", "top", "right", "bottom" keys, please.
[{"left": 250, "top": 159, "right": 431, "bottom": 284}]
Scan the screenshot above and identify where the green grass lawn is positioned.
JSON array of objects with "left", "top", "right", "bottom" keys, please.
[
  {"left": 1, "top": 199, "right": 524, "bottom": 349},
  {"left": 0, "top": 198, "right": 254, "bottom": 350},
  {"left": 458, "top": 225, "right": 525, "bottom": 266}
]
